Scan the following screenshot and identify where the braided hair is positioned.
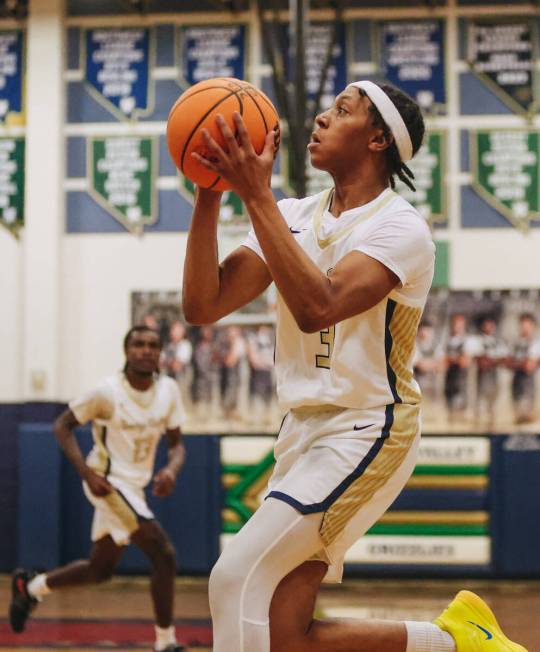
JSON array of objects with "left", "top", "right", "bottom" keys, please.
[{"left": 358, "top": 84, "right": 425, "bottom": 191}]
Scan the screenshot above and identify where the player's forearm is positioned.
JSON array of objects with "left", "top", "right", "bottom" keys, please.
[
  {"left": 183, "top": 189, "right": 223, "bottom": 323},
  {"left": 166, "top": 442, "right": 185, "bottom": 476},
  {"left": 244, "top": 191, "right": 333, "bottom": 333}
]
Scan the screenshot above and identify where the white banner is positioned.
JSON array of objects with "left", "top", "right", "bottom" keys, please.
[{"left": 345, "top": 535, "right": 491, "bottom": 565}]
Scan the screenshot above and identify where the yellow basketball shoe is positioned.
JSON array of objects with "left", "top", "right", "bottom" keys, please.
[{"left": 434, "top": 590, "right": 528, "bottom": 651}]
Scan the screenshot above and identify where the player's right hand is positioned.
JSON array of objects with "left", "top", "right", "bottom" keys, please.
[{"left": 84, "top": 469, "right": 113, "bottom": 497}]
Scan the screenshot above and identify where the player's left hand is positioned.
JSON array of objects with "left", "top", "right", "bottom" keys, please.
[
  {"left": 192, "top": 112, "right": 276, "bottom": 201},
  {"left": 152, "top": 467, "right": 176, "bottom": 497}
]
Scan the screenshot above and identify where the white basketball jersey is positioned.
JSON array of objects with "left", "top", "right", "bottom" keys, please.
[
  {"left": 243, "top": 187, "right": 435, "bottom": 411},
  {"left": 70, "top": 373, "right": 185, "bottom": 488}
]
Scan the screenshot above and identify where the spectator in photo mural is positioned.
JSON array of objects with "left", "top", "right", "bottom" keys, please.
[
  {"left": 413, "top": 319, "right": 443, "bottom": 404},
  {"left": 162, "top": 321, "right": 193, "bottom": 390},
  {"left": 471, "top": 315, "right": 507, "bottom": 431},
  {"left": 508, "top": 312, "right": 540, "bottom": 424},
  {"left": 444, "top": 313, "right": 473, "bottom": 424},
  {"left": 216, "top": 326, "right": 246, "bottom": 422},
  {"left": 190, "top": 325, "right": 216, "bottom": 421},
  {"left": 247, "top": 325, "right": 275, "bottom": 425},
  {"left": 143, "top": 313, "right": 160, "bottom": 331},
  {"left": 143, "top": 313, "right": 169, "bottom": 346}
]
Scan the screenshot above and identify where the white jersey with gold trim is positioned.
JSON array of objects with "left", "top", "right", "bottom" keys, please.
[
  {"left": 243, "top": 187, "right": 435, "bottom": 412},
  {"left": 70, "top": 372, "right": 185, "bottom": 488}
]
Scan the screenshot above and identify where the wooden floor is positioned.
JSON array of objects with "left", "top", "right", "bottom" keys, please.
[{"left": 1, "top": 575, "right": 539, "bottom": 650}]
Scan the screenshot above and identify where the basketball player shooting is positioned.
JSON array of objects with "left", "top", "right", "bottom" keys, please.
[{"left": 183, "top": 81, "right": 527, "bottom": 652}]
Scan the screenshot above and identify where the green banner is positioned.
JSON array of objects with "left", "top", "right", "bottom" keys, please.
[
  {"left": 396, "top": 131, "right": 445, "bottom": 226},
  {"left": 89, "top": 136, "right": 156, "bottom": 233},
  {"left": 472, "top": 129, "right": 540, "bottom": 231},
  {"left": 179, "top": 176, "right": 247, "bottom": 228},
  {"left": 433, "top": 240, "right": 449, "bottom": 288},
  {"left": 0, "top": 137, "right": 24, "bottom": 235}
]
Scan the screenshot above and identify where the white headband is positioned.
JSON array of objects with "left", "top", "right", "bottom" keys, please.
[{"left": 347, "top": 80, "right": 413, "bottom": 162}]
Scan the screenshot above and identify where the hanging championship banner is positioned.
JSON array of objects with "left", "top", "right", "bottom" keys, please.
[
  {"left": 178, "top": 176, "right": 247, "bottom": 229},
  {"left": 178, "top": 25, "right": 246, "bottom": 88},
  {"left": 0, "top": 30, "right": 24, "bottom": 124},
  {"left": 396, "top": 131, "right": 446, "bottom": 227},
  {"left": 0, "top": 137, "right": 24, "bottom": 236},
  {"left": 280, "top": 21, "right": 347, "bottom": 114},
  {"left": 471, "top": 129, "right": 540, "bottom": 231},
  {"left": 467, "top": 20, "right": 536, "bottom": 115},
  {"left": 304, "top": 22, "right": 347, "bottom": 112},
  {"left": 89, "top": 136, "right": 156, "bottom": 233},
  {"left": 84, "top": 28, "right": 152, "bottom": 119},
  {"left": 379, "top": 20, "right": 446, "bottom": 112}
]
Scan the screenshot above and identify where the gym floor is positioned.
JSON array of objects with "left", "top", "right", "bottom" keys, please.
[{"left": 0, "top": 576, "right": 539, "bottom": 650}]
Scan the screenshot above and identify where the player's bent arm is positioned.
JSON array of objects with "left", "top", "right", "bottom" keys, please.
[
  {"left": 164, "top": 428, "right": 185, "bottom": 477},
  {"left": 152, "top": 428, "right": 186, "bottom": 497},
  {"left": 53, "top": 408, "right": 93, "bottom": 480},
  {"left": 183, "top": 194, "right": 272, "bottom": 324},
  {"left": 311, "top": 250, "right": 400, "bottom": 330},
  {"left": 244, "top": 191, "right": 399, "bottom": 333}
]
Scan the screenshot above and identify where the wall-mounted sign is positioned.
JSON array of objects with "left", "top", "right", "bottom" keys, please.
[
  {"left": 85, "top": 28, "right": 151, "bottom": 119},
  {"left": 0, "top": 30, "right": 23, "bottom": 124},
  {"left": 0, "top": 137, "right": 24, "bottom": 235},
  {"left": 467, "top": 20, "right": 536, "bottom": 116},
  {"left": 471, "top": 129, "right": 540, "bottom": 231},
  {"left": 380, "top": 20, "right": 446, "bottom": 112},
  {"left": 304, "top": 22, "right": 347, "bottom": 112},
  {"left": 178, "top": 25, "right": 246, "bottom": 88},
  {"left": 396, "top": 131, "right": 446, "bottom": 227},
  {"left": 89, "top": 136, "right": 156, "bottom": 233}
]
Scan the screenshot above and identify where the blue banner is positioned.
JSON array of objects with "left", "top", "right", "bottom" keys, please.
[
  {"left": 280, "top": 21, "right": 347, "bottom": 113},
  {"left": 467, "top": 20, "right": 535, "bottom": 115},
  {"left": 85, "top": 28, "right": 150, "bottom": 119},
  {"left": 380, "top": 20, "right": 446, "bottom": 112},
  {"left": 180, "top": 25, "right": 246, "bottom": 87},
  {"left": 305, "top": 22, "right": 347, "bottom": 111},
  {"left": 0, "top": 30, "right": 23, "bottom": 123}
]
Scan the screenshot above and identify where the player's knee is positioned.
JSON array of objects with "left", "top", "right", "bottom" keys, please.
[
  {"left": 89, "top": 561, "right": 115, "bottom": 584},
  {"left": 271, "top": 637, "right": 310, "bottom": 652},
  {"left": 209, "top": 553, "right": 245, "bottom": 605},
  {"left": 144, "top": 535, "right": 176, "bottom": 573},
  {"left": 157, "top": 541, "right": 177, "bottom": 573}
]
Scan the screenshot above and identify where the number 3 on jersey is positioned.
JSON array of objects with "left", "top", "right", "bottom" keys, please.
[{"left": 315, "top": 324, "right": 335, "bottom": 369}]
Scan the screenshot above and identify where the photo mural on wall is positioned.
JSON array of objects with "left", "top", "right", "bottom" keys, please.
[{"left": 132, "top": 287, "right": 540, "bottom": 436}]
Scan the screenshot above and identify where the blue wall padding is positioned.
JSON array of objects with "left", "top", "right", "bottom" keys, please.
[
  {"left": 17, "top": 423, "right": 64, "bottom": 569},
  {"left": 18, "top": 424, "right": 222, "bottom": 575},
  {"left": 491, "top": 435, "right": 540, "bottom": 576},
  {"left": 0, "top": 404, "right": 21, "bottom": 571}
]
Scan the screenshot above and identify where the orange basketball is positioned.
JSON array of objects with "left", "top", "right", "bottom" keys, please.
[{"left": 166, "top": 77, "right": 280, "bottom": 191}]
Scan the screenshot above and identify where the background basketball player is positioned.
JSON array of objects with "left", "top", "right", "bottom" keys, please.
[{"left": 9, "top": 326, "right": 187, "bottom": 652}]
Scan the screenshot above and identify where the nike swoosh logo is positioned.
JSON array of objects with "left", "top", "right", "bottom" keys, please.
[
  {"left": 468, "top": 621, "right": 493, "bottom": 640},
  {"left": 353, "top": 423, "right": 375, "bottom": 431},
  {"left": 289, "top": 227, "right": 305, "bottom": 234}
]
